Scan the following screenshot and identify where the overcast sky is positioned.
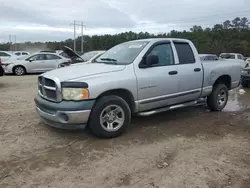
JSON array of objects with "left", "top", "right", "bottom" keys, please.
[{"left": 0, "top": 0, "right": 250, "bottom": 42}]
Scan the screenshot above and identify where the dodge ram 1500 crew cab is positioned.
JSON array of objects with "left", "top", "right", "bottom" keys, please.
[{"left": 35, "top": 38, "right": 241, "bottom": 138}]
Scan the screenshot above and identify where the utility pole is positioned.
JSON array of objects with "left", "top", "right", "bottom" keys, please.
[
  {"left": 81, "top": 22, "right": 86, "bottom": 53},
  {"left": 73, "top": 20, "right": 76, "bottom": 51},
  {"left": 9, "top": 35, "right": 12, "bottom": 51},
  {"left": 70, "top": 21, "right": 86, "bottom": 52},
  {"left": 14, "top": 35, "right": 16, "bottom": 51}
]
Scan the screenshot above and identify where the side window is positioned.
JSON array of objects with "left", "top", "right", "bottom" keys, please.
[
  {"left": 147, "top": 43, "right": 174, "bottom": 66},
  {"left": 237, "top": 55, "right": 242, "bottom": 59},
  {"left": 0, "top": 52, "right": 11, "bottom": 57},
  {"left": 45, "top": 54, "right": 62, "bottom": 60},
  {"left": 174, "top": 42, "right": 195, "bottom": 64},
  {"left": 22, "top": 52, "right": 28, "bottom": 55},
  {"left": 28, "top": 54, "right": 45, "bottom": 61},
  {"left": 15, "top": 52, "right": 21, "bottom": 56}
]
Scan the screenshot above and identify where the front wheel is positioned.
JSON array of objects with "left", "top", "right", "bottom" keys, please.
[
  {"left": 88, "top": 96, "right": 131, "bottom": 138},
  {"left": 207, "top": 84, "right": 228, "bottom": 111}
]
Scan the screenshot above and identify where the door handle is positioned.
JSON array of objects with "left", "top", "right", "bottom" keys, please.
[
  {"left": 194, "top": 68, "right": 201, "bottom": 72},
  {"left": 169, "top": 71, "right": 178, "bottom": 75}
]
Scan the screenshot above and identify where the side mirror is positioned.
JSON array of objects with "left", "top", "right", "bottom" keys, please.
[
  {"left": 145, "top": 55, "right": 158, "bottom": 66},
  {"left": 243, "top": 57, "right": 247, "bottom": 61}
]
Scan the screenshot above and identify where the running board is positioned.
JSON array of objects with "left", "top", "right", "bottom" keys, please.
[{"left": 137, "top": 100, "right": 206, "bottom": 116}]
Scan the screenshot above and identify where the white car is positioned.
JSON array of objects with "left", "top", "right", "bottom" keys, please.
[
  {"left": 2, "top": 52, "right": 71, "bottom": 75},
  {"left": 81, "top": 50, "right": 106, "bottom": 62},
  {"left": 199, "top": 54, "right": 218, "bottom": 61},
  {"left": 13, "top": 51, "right": 30, "bottom": 58},
  {"left": 219, "top": 53, "right": 247, "bottom": 68},
  {"left": 0, "top": 51, "right": 18, "bottom": 62},
  {"left": 57, "top": 46, "right": 105, "bottom": 68}
]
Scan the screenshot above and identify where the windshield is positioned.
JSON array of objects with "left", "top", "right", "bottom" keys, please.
[
  {"left": 95, "top": 41, "right": 149, "bottom": 65},
  {"left": 220, "top": 54, "right": 235, "bottom": 59}
]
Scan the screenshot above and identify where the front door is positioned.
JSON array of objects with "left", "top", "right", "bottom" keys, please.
[{"left": 135, "top": 42, "right": 180, "bottom": 112}]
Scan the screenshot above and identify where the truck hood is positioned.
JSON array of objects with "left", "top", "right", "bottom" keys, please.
[{"left": 42, "top": 63, "right": 126, "bottom": 81}]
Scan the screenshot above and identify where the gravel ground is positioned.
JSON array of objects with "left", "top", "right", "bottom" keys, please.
[{"left": 0, "top": 75, "right": 250, "bottom": 188}]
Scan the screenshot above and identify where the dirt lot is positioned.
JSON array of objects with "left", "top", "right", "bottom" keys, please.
[{"left": 0, "top": 75, "right": 250, "bottom": 188}]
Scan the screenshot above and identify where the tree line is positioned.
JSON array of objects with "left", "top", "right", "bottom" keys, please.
[{"left": 1, "top": 17, "right": 250, "bottom": 56}]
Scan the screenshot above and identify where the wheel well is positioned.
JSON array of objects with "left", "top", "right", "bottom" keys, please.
[
  {"left": 12, "top": 65, "right": 26, "bottom": 73},
  {"left": 97, "top": 89, "right": 136, "bottom": 113},
  {"left": 214, "top": 75, "right": 231, "bottom": 89}
]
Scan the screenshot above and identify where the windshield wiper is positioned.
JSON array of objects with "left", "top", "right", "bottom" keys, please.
[{"left": 100, "top": 58, "right": 117, "bottom": 62}]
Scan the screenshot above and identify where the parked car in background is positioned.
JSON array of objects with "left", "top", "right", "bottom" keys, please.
[
  {"left": 13, "top": 51, "right": 30, "bottom": 57},
  {"left": 35, "top": 38, "right": 241, "bottom": 138},
  {"left": 241, "top": 66, "right": 250, "bottom": 87},
  {"left": 219, "top": 53, "right": 247, "bottom": 68},
  {"left": 245, "top": 57, "right": 250, "bottom": 67},
  {"left": 40, "top": 50, "right": 57, "bottom": 53},
  {"left": 0, "top": 51, "right": 17, "bottom": 62},
  {"left": 57, "top": 46, "right": 105, "bottom": 68},
  {"left": 2, "top": 52, "right": 71, "bottom": 75},
  {"left": 81, "top": 50, "right": 106, "bottom": 62},
  {"left": 199, "top": 54, "right": 218, "bottom": 61}
]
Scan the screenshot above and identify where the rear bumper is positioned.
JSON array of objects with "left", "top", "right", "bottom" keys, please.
[{"left": 35, "top": 94, "right": 95, "bottom": 130}]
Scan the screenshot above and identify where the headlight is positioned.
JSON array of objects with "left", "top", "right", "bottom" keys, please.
[
  {"left": 241, "top": 70, "right": 248, "bottom": 75},
  {"left": 62, "top": 88, "right": 89, "bottom": 100}
]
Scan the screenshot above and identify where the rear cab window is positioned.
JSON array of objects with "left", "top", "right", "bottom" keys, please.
[{"left": 173, "top": 42, "right": 195, "bottom": 64}]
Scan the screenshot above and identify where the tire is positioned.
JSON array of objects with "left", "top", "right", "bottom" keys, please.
[
  {"left": 207, "top": 84, "right": 228, "bottom": 111},
  {"left": 13, "top": 66, "right": 26, "bottom": 76},
  {"left": 88, "top": 95, "right": 131, "bottom": 138},
  {"left": 241, "top": 81, "right": 248, "bottom": 88}
]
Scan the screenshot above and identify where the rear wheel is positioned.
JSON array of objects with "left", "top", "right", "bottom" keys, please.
[
  {"left": 207, "top": 84, "right": 228, "bottom": 111},
  {"left": 88, "top": 96, "right": 131, "bottom": 138},
  {"left": 14, "top": 66, "right": 26, "bottom": 76}
]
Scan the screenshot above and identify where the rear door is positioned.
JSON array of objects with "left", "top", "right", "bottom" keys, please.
[
  {"left": 173, "top": 41, "right": 203, "bottom": 102},
  {"left": 44, "top": 54, "right": 63, "bottom": 71},
  {"left": 26, "top": 54, "right": 46, "bottom": 72}
]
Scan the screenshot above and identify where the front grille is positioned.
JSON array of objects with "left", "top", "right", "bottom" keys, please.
[{"left": 38, "top": 76, "right": 60, "bottom": 102}]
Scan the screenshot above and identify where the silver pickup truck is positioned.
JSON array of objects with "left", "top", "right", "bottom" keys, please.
[{"left": 35, "top": 38, "right": 241, "bottom": 138}]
